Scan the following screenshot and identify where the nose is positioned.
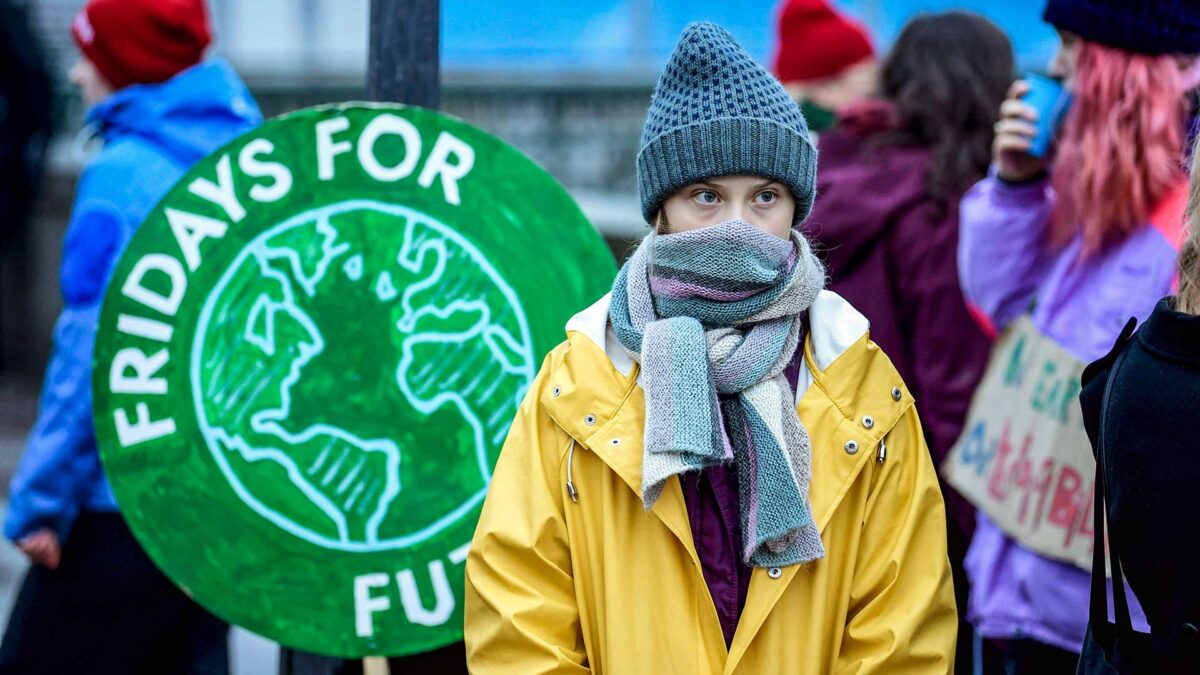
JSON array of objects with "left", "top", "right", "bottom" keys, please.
[
  {"left": 1046, "top": 47, "right": 1070, "bottom": 82},
  {"left": 725, "top": 202, "right": 750, "bottom": 223}
]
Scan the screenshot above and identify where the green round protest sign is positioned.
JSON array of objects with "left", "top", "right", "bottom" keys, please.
[{"left": 92, "top": 103, "right": 616, "bottom": 657}]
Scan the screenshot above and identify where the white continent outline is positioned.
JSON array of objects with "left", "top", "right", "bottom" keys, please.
[{"left": 191, "top": 200, "right": 535, "bottom": 552}]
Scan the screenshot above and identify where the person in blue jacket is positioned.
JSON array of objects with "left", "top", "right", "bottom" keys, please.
[{"left": 0, "top": 0, "right": 261, "bottom": 672}]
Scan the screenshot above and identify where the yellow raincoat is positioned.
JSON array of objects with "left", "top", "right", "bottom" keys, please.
[{"left": 465, "top": 290, "right": 957, "bottom": 674}]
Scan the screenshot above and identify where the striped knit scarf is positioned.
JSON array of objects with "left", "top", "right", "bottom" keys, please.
[{"left": 609, "top": 218, "right": 827, "bottom": 568}]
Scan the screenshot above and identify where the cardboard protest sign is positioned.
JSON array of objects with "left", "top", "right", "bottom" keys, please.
[
  {"left": 942, "top": 316, "right": 1097, "bottom": 571},
  {"left": 92, "top": 103, "right": 617, "bottom": 657}
]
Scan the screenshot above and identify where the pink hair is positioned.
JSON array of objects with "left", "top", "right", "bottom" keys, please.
[{"left": 1051, "top": 41, "right": 1187, "bottom": 254}]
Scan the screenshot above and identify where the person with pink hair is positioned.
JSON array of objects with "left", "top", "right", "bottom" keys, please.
[{"left": 958, "top": 0, "right": 1200, "bottom": 671}]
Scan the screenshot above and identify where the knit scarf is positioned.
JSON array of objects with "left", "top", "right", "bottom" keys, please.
[{"left": 609, "top": 218, "right": 827, "bottom": 568}]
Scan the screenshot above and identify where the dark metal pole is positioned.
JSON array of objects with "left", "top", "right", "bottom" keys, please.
[
  {"left": 281, "top": 1, "right": 445, "bottom": 673},
  {"left": 367, "top": 3, "right": 464, "bottom": 670},
  {"left": 367, "top": 0, "right": 440, "bottom": 108},
  {"left": 278, "top": 649, "right": 354, "bottom": 675}
]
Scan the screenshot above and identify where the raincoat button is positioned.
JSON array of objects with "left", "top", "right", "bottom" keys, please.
[
  {"left": 584, "top": 414, "right": 596, "bottom": 426},
  {"left": 844, "top": 440, "right": 859, "bottom": 455},
  {"left": 768, "top": 567, "right": 782, "bottom": 579},
  {"left": 891, "top": 387, "right": 902, "bottom": 401},
  {"left": 862, "top": 416, "right": 875, "bottom": 429},
  {"left": 552, "top": 386, "right": 561, "bottom": 397},
  {"left": 610, "top": 438, "right": 620, "bottom": 446}
]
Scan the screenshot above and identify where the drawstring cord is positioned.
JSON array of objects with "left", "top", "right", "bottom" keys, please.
[
  {"left": 566, "top": 438, "right": 579, "bottom": 503},
  {"left": 70, "top": 121, "right": 103, "bottom": 165}
]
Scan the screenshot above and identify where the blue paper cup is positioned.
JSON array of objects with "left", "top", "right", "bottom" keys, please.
[{"left": 1021, "top": 73, "right": 1073, "bottom": 159}]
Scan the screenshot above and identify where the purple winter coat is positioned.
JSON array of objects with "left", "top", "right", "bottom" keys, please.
[
  {"left": 957, "top": 170, "right": 1187, "bottom": 651},
  {"left": 800, "top": 100, "right": 992, "bottom": 538}
]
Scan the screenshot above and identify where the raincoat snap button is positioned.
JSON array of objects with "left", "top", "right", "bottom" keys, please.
[
  {"left": 552, "top": 386, "right": 561, "bottom": 397},
  {"left": 610, "top": 438, "right": 620, "bottom": 446},
  {"left": 584, "top": 414, "right": 596, "bottom": 426},
  {"left": 768, "top": 567, "right": 782, "bottom": 579},
  {"left": 844, "top": 440, "right": 860, "bottom": 455},
  {"left": 862, "top": 416, "right": 875, "bottom": 429},
  {"left": 891, "top": 387, "right": 902, "bottom": 401}
]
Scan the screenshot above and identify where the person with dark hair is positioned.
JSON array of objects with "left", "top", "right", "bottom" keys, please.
[
  {"left": 799, "top": 14, "right": 1012, "bottom": 671},
  {"left": 0, "top": 0, "right": 55, "bottom": 372},
  {"left": 0, "top": 0, "right": 53, "bottom": 256}
]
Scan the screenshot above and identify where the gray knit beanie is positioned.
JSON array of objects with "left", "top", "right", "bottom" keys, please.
[{"left": 637, "top": 22, "right": 817, "bottom": 225}]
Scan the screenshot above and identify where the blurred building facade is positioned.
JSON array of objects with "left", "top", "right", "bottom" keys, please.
[{"left": 7, "top": 0, "right": 1058, "bottom": 381}]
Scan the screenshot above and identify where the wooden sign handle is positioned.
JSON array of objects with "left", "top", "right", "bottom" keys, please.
[{"left": 363, "top": 657, "right": 390, "bottom": 675}]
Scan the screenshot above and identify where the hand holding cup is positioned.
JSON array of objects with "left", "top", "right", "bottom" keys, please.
[{"left": 992, "top": 80, "right": 1047, "bottom": 183}]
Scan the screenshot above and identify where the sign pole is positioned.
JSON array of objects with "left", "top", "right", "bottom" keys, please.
[
  {"left": 366, "top": 13, "right": 440, "bottom": 675},
  {"left": 281, "top": 1, "right": 441, "bottom": 673},
  {"left": 368, "top": 0, "right": 440, "bottom": 108}
]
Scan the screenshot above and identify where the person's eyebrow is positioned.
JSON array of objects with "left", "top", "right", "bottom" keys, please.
[{"left": 753, "top": 178, "right": 785, "bottom": 190}]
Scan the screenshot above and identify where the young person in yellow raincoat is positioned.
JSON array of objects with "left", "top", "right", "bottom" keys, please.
[{"left": 464, "top": 22, "right": 958, "bottom": 674}]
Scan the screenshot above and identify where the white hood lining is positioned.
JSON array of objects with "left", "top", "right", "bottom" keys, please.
[{"left": 564, "top": 290, "right": 869, "bottom": 401}]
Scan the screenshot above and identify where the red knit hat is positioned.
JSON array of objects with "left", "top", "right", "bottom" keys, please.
[
  {"left": 772, "top": 0, "right": 874, "bottom": 84},
  {"left": 71, "top": 0, "right": 211, "bottom": 90}
]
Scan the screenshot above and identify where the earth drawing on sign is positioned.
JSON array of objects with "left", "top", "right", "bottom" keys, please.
[{"left": 191, "top": 200, "right": 534, "bottom": 552}]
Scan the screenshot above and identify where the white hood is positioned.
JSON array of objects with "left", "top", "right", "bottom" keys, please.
[{"left": 564, "top": 289, "right": 870, "bottom": 401}]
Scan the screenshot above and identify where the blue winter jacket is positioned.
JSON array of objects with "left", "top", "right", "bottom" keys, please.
[{"left": 5, "top": 60, "right": 262, "bottom": 542}]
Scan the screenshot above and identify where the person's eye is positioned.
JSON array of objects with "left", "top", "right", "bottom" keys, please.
[
  {"left": 694, "top": 190, "right": 719, "bottom": 205},
  {"left": 755, "top": 190, "right": 778, "bottom": 205}
]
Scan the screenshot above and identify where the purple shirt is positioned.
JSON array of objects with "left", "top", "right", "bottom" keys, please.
[
  {"left": 681, "top": 339, "right": 806, "bottom": 647},
  {"left": 681, "top": 466, "right": 748, "bottom": 647},
  {"left": 957, "top": 173, "right": 1182, "bottom": 650}
]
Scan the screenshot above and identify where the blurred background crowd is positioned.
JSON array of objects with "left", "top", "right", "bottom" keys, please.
[{"left": 0, "top": 0, "right": 1058, "bottom": 388}]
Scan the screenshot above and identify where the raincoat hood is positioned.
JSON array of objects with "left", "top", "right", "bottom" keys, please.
[
  {"left": 87, "top": 58, "right": 260, "bottom": 167},
  {"left": 4, "top": 58, "right": 261, "bottom": 543}
]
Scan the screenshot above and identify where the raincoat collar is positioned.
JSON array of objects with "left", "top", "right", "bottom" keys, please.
[
  {"left": 542, "top": 290, "right": 916, "bottom": 671},
  {"left": 86, "top": 59, "right": 261, "bottom": 167},
  {"left": 544, "top": 289, "right": 908, "bottom": 522}
]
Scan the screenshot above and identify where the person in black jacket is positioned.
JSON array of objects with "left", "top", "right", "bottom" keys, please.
[
  {"left": 1077, "top": 146, "right": 1200, "bottom": 672},
  {"left": 0, "top": 0, "right": 55, "bottom": 373},
  {"left": 0, "top": 0, "right": 53, "bottom": 257}
]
